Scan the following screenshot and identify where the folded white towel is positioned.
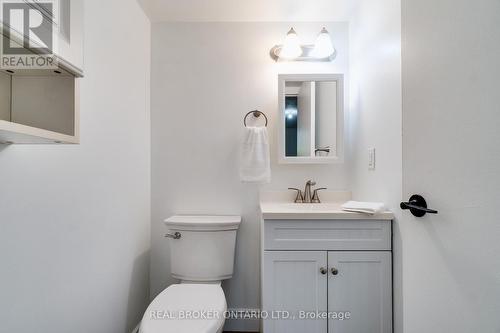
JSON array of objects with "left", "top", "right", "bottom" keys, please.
[
  {"left": 341, "top": 201, "right": 386, "bottom": 215},
  {"left": 239, "top": 127, "right": 271, "bottom": 184}
]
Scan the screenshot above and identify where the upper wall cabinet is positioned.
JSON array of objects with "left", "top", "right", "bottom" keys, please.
[
  {"left": 0, "top": 0, "right": 84, "bottom": 76},
  {"left": 0, "top": 0, "right": 83, "bottom": 144},
  {"left": 278, "top": 74, "right": 344, "bottom": 164}
]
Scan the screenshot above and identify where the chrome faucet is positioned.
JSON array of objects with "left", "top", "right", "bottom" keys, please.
[
  {"left": 303, "top": 180, "right": 316, "bottom": 203},
  {"left": 289, "top": 180, "right": 327, "bottom": 203}
]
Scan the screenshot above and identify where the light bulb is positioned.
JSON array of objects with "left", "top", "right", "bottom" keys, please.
[
  {"left": 285, "top": 108, "right": 297, "bottom": 119},
  {"left": 279, "top": 28, "right": 302, "bottom": 59},
  {"left": 311, "top": 27, "right": 335, "bottom": 59}
]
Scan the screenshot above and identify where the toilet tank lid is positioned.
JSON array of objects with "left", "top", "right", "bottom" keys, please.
[{"left": 164, "top": 215, "right": 242, "bottom": 231}]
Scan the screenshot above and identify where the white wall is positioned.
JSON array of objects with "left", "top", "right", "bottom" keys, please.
[
  {"left": 348, "top": 1, "right": 402, "bottom": 332},
  {"left": 151, "top": 22, "right": 349, "bottom": 331},
  {"left": 0, "top": 1, "right": 151, "bottom": 332}
]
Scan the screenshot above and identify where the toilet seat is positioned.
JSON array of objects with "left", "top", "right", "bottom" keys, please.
[{"left": 139, "top": 284, "right": 227, "bottom": 333}]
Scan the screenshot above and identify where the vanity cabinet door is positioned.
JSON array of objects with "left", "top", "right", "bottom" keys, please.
[
  {"left": 263, "top": 251, "right": 328, "bottom": 333},
  {"left": 328, "top": 252, "right": 392, "bottom": 333}
]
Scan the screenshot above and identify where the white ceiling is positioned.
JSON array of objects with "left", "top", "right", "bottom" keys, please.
[{"left": 137, "top": 0, "right": 361, "bottom": 22}]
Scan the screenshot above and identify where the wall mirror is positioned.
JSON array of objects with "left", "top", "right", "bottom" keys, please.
[{"left": 278, "top": 74, "right": 344, "bottom": 164}]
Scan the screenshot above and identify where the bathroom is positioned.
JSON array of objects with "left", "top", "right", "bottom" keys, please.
[{"left": 0, "top": 1, "right": 499, "bottom": 333}]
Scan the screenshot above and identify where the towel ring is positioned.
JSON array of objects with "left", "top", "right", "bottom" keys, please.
[{"left": 244, "top": 110, "right": 268, "bottom": 127}]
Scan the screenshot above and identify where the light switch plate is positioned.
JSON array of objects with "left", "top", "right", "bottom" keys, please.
[{"left": 368, "top": 148, "right": 376, "bottom": 170}]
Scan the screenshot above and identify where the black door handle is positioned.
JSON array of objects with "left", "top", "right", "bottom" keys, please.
[{"left": 401, "top": 195, "right": 438, "bottom": 217}]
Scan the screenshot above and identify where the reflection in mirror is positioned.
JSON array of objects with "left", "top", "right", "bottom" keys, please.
[
  {"left": 279, "top": 74, "right": 344, "bottom": 164},
  {"left": 315, "top": 81, "right": 337, "bottom": 157},
  {"left": 285, "top": 94, "right": 298, "bottom": 156}
]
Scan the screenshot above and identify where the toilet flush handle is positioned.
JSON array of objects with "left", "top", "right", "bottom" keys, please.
[{"left": 165, "top": 232, "right": 181, "bottom": 240}]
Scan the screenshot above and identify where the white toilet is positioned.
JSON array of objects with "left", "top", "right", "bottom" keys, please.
[{"left": 139, "top": 215, "right": 242, "bottom": 333}]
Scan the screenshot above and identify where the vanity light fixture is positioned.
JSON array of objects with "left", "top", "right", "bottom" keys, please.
[{"left": 270, "top": 27, "right": 336, "bottom": 62}]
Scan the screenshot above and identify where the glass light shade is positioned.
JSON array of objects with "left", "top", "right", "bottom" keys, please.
[
  {"left": 311, "top": 28, "right": 335, "bottom": 58},
  {"left": 279, "top": 28, "right": 302, "bottom": 59}
]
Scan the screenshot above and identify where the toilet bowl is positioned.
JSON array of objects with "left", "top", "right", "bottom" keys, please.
[
  {"left": 139, "top": 215, "right": 241, "bottom": 333},
  {"left": 139, "top": 284, "right": 226, "bottom": 333}
]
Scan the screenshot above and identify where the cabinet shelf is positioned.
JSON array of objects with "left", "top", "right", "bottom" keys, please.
[
  {"left": 0, "top": 119, "right": 79, "bottom": 144},
  {"left": 0, "top": 71, "right": 80, "bottom": 144}
]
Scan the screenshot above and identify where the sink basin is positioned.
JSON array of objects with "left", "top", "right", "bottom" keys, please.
[{"left": 277, "top": 203, "right": 343, "bottom": 212}]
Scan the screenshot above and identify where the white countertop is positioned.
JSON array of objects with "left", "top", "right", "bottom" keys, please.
[{"left": 260, "top": 191, "right": 394, "bottom": 220}]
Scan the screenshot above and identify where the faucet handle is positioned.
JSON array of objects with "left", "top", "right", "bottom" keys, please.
[
  {"left": 288, "top": 188, "right": 304, "bottom": 203},
  {"left": 311, "top": 188, "right": 327, "bottom": 203}
]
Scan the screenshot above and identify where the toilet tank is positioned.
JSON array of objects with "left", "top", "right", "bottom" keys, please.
[{"left": 164, "top": 215, "right": 241, "bottom": 282}]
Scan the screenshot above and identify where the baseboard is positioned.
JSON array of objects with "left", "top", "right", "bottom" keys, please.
[{"left": 223, "top": 308, "right": 261, "bottom": 332}]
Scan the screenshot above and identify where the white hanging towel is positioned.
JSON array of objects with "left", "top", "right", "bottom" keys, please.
[
  {"left": 240, "top": 127, "right": 271, "bottom": 183},
  {"left": 341, "top": 201, "right": 386, "bottom": 215}
]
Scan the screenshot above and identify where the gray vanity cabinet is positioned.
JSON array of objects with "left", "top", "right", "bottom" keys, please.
[{"left": 261, "top": 219, "right": 392, "bottom": 333}]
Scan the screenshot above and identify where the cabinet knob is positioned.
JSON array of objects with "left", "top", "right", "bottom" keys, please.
[
  {"left": 320, "top": 267, "right": 328, "bottom": 275},
  {"left": 331, "top": 268, "right": 339, "bottom": 276}
]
